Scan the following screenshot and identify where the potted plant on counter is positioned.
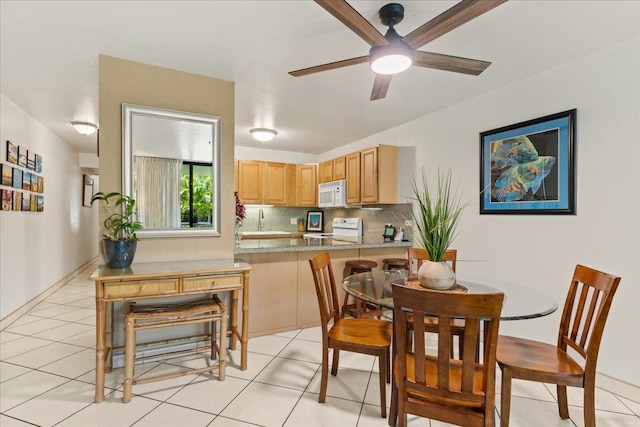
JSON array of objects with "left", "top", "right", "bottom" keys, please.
[
  {"left": 410, "top": 168, "right": 465, "bottom": 290},
  {"left": 91, "top": 191, "right": 143, "bottom": 268}
]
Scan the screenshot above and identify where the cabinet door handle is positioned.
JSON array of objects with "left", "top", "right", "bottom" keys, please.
[{"left": 211, "top": 280, "right": 216, "bottom": 286}]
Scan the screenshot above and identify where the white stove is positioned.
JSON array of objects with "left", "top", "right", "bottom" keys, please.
[{"left": 303, "top": 217, "right": 363, "bottom": 240}]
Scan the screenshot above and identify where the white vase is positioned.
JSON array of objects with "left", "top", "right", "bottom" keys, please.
[{"left": 417, "top": 260, "right": 456, "bottom": 290}]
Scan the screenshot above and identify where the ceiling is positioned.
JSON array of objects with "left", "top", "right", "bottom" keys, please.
[{"left": 1, "top": 1, "right": 638, "bottom": 156}]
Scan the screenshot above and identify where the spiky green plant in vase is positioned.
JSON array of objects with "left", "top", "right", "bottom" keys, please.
[{"left": 410, "top": 168, "right": 465, "bottom": 289}]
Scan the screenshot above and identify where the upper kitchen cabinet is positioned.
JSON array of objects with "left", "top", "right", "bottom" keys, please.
[
  {"left": 237, "top": 160, "right": 315, "bottom": 207},
  {"left": 319, "top": 156, "right": 346, "bottom": 183},
  {"left": 319, "top": 160, "right": 333, "bottom": 183},
  {"left": 237, "top": 160, "right": 262, "bottom": 204},
  {"left": 263, "top": 162, "right": 288, "bottom": 205},
  {"left": 360, "top": 145, "right": 397, "bottom": 204},
  {"left": 295, "top": 163, "right": 318, "bottom": 206},
  {"left": 237, "top": 160, "right": 288, "bottom": 205},
  {"left": 333, "top": 156, "right": 346, "bottom": 181},
  {"left": 345, "top": 151, "right": 361, "bottom": 204}
]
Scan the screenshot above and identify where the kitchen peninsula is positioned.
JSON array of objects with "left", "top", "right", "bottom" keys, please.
[{"left": 235, "top": 236, "right": 411, "bottom": 336}]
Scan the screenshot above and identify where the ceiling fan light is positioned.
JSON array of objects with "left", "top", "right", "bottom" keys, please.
[
  {"left": 71, "top": 121, "right": 98, "bottom": 135},
  {"left": 250, "top": 128, "right": 278, "bottom": 142},
  {"left": 369, "top": 44, "right": 414, "bottom": 75}
]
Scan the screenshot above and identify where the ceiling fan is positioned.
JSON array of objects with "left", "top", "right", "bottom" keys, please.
[{"left": 289, "top": 0, "right": 508, "bottom": 101}]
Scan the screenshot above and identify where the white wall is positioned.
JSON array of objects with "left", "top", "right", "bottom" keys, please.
[
  {"left": 329, "top": 39, "right": 640, "bottom": 386},
  {"left": 0, "top": 94, "right": 99, "bottom": 320}
]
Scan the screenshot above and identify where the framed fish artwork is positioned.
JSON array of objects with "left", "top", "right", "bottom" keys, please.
[{"left": 479, "top": 109, "right": 576, "bottom": 215}]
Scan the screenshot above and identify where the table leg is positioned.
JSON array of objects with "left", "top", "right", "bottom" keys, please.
[
  {"left": 240, "top": 271, "right": 250, "bottom": 371},
  {"left": 95, "top": 297, "right": 106, "bottom": 403},
  {"left": 229, "top": 289, "right": 238, "bottom": 351}
]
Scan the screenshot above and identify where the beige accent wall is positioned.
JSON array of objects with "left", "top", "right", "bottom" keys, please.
[{"left": 98, "top": 55, "right": 235, "bottom": 262}]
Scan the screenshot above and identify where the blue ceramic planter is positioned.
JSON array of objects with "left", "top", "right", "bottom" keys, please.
[{"left": 103, "top": 239, "right": 137, "bottom": 268}]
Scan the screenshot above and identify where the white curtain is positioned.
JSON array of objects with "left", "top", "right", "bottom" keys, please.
[{"left": 135, "top": 156, "right": 182, "bottom": 228}]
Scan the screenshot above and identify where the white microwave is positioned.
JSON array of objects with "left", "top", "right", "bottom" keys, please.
[{"left": 318, "top": 179, "right": 347, "bottom": 208}]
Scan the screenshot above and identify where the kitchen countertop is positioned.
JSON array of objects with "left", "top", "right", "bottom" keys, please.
[{"left": 234, "top": 236, "right": 413, "bottom": 254}]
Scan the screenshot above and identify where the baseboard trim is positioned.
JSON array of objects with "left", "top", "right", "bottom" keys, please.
[
  {"left": 0, "top": 257, "right": 98, "bottom": 330},
  {"left": 597, "top": 372, "right": 640, "bottom": 401}
]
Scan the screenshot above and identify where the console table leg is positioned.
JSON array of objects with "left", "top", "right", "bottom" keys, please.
[
  {"left": 240, "top": 271, "right": 250, "bottom": 371},
  {"left": 95, "top": 297, "right": 106, "bottom": 403}
]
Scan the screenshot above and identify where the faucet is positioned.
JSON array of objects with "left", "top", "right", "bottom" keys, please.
[{"left": 258, "top": 208, "right": 265, "bottom": 231}]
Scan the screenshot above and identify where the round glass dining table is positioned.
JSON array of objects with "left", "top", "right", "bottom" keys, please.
[{"left": 341, "top": 270, "right": 558, "bottom": 321}]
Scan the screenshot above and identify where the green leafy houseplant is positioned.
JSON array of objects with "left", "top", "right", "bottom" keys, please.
[
  {"left": 91, "top": 191, "right": 143, "bottom": 268},
  {"left": 91, "top": 191, "right": 143, "bottom": 241},
  {"left": 410, "top": 168, "right": 464, "bottom": 263}
]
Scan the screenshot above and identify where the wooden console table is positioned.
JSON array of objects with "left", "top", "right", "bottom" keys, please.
[{"left": 91, "top": 259, "right": 251, "bottom": 403}]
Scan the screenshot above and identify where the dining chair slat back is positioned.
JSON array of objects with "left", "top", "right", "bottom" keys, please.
[
  {"left": 407, "top": 247, "right": 457, "bottom": 275},
  {"left": 406, "top": 247, "right": 464, "bottom": 358},
  {"left": 497, "top": 264, "right": 621, "bottom": 427},
  {"left": 391, "top": 284, "right": 504, "bottom": 427},
  {"left": 308, "top": 252, "right": 392, "bottom": 418}
]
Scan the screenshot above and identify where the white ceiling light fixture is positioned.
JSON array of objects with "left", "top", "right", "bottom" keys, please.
[
  {"left": 250, "top": 128, "right": 277, "bottom": 142},
  {"left": 369, "top": 40, "right": 414, "bottom": 75},
  {"left": 71, "top": 121, "right": 98, "bottom": 135},
  {"left": 369, "top": 5, "right": 414, "bottom": 76}
]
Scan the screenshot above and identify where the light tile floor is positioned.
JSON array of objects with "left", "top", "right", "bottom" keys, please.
[{"left": 1, "top": 262, "right": 639, "bottom": 427}]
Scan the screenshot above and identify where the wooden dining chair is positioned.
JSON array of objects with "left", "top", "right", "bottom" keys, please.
[
  {"left": 308, "top": 252, "right": 392, "bottom": 418},
  {"left": 407, "top": 247, "right": 465, "bottom": 357},
  {"left": 391, "top": 284, "right": 504, "bottom": 427},
  {"left": 496, "top": 265, "right": 621, "bottom": 427}
]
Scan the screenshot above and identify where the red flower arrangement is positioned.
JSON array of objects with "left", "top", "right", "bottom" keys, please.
[{"left": 235, "top": 191, "right": 246, "bottom": 223}]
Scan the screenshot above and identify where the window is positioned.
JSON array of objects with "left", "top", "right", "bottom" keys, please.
[{"left": 180, "top": 162, "right": 213, "bottom": 228}]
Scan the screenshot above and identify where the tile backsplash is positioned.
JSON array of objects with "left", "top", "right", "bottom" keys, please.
[{"left": 241, "top": 204, "right": 414, "bottom": 240}]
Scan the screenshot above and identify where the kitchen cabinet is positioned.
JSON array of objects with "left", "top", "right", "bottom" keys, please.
[
  {"left": 295, "top": 163, "right": 318, "bottom": 206},
  {"left": 237, "top": 160, "right": 262, "bottom": 204},
  {"left": 319, "top": 160, "right": 333, "bottom": 183},
  {"left": 319, "top": 156, "right": 346, "bottom": 183},
  {"left": 263, "top": 162, "right": 288, "bottom": 205},
  {"left": 360, "top": 145, "right": 397, "bottom": 204},
  {"left": 240, "top": 247, "right": 407, "bottom": 336},
  {"left": 345, "top": 151, "right": 361, "bottom": 204},
  {"left": 236, "top": 160, "right": 288, "bottom": 205},
  {"left": 333, "top": 156, "right": 346, "bottom": 180}
]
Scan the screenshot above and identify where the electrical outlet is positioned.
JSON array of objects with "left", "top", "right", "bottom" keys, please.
[
  {"left": 290, "top": 218, "right": 297, "bottom": 225},
  {"left": 405, "top": 219, "right": 413, "bottom": 227}
]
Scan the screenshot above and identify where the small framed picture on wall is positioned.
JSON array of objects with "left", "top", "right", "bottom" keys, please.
[
  {"left": 13, "top": 191, "right": 21, "bottom": 211},
  {"left": 1, "top": 164, "right": 12, "bottom": 186},
  {"left": 12, "top": 168, "right": 22, "bottom": 188},
  {"left": 22, "top": 171, "right": 31, "bottom": 190},
  {"left": 2, "top": 189, "right": 12, "bottom": 211},
  {"left": 27, "top": 150, "right": 36, "bottom": 170},
  {"left": 18, "top": 146, "right": 27, "bottom": 167},
  {"left": 306, "top": 211, "right": 324, "bottom": 233},
  {"left": 82, "top": 174, "right": 94, "bottom": 207},
  {"left": 6, "top": 141, "right": 18, "bottom": 164}
]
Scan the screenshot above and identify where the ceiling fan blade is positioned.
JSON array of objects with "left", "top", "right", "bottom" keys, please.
[
  {"left": 314, "top": 0, "right": 387, "bottom": 47},
  {"left": 370, "top": 74, "right": 392, "bottom": 101},
  {"left": 289, "top": 56, "right": 369, "bottom": 77},
  {"left": 403, "top": 0, "right": 508, "bottom": 49},
  {"left": 413, "top": 51, "right": 490, "bottom": 75}
]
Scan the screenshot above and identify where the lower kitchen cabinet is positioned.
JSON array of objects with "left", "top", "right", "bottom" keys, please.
[
  {"left": 239, "top": 252, "right": 298, "bottom": 337},
  {"left": 240, "top": 246, "right": 406, "bottom": 337}
]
